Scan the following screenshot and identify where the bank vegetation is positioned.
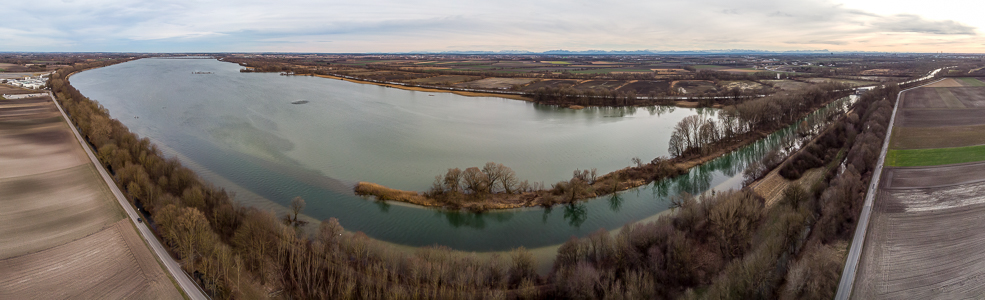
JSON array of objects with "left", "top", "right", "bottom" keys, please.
[
  {"left": 52, "top": 57, "right": 925, "bottom": 299},
  {"left": 357, "top": 83, "right": 851, "bottom": 211}
]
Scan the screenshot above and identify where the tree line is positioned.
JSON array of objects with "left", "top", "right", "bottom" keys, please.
[
  {"left": 52, "top": 57, "right": 907, "bottom": 299},
  {"left": 668, "top": 83, "right": 851, "bottom": 158},
  {"left": 548, "top": 84, "right": 901, "bottom": 299},
  {"left": 52, "top": 62, "right": 545, "bottom": 298}
]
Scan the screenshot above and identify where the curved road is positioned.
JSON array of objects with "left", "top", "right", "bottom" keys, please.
[{"left": 49, "top": 92, "right": 210, "bottom": 300}]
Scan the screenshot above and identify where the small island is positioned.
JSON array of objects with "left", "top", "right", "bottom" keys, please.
[{"left": 291, "top": 100, "right": 309, "bottom": 104}]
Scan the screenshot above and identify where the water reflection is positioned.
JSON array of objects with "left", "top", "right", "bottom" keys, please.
[
  {"left": 563, "top": 203, "right": 588, "bottom": 228},
  {"left": 439, "top": 210, "right": 517, "bottom": 229},
  {"left": 373, "top": 199, "right": 391, "bottom": 213},
  {"left": 608, "top": 193, "right": 624, "bottom": 212},
  {"left": 71, "top": 57, "right": 860, "bottom": 251}
]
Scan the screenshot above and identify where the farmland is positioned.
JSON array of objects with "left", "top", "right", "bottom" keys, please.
[
  {"left": 222, "top": 53, "right": 965, "bottom": 109},
  {"left": 0, "top": 94, "right": 180, "bottom": 298},
  {"left": 886, "top": 145, "right": 985, "bottom": 167},
  {"left": 852, "top": 82, "right": 985, "bottom": 298}
]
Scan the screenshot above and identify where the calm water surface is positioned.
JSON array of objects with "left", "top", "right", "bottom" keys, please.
[{"left": 71, "top": 58, "right": 850, "bottom": 251}]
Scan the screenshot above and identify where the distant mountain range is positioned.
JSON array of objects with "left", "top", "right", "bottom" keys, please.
[{"left": 396, "top": 49, "right": 842, "bottom": 55}]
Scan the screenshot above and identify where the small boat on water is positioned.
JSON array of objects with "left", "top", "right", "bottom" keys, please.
[{"left": 291, "top": 100, "right": 310, "bottom": 105}]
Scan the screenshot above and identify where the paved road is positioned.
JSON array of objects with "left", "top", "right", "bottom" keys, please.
[
  {"left": 834, "top": 71, "right": 946, "bottom": 299},
  {"left": 48, "top": 92, "right": 210, "bottom": 300}
]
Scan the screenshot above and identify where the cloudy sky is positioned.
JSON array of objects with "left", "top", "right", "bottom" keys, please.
[{"left": 2, "top": 0, "right": 983, "bottom": 53}]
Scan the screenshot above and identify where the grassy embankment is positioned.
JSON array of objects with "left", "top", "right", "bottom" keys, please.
[{"left": 886, "top": 145, "right": 985, "bottom": 167}]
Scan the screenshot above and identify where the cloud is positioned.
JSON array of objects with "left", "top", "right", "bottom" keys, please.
[
  {"left": 871, "top": 14, "right": 977, "bottom": 35},
  {"left": 0, "top": 0, "right": 981, "bottom": 52}
]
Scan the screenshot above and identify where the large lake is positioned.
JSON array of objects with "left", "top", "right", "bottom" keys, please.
[{"left": 71, "top": 58, "right": 850, "bottom": 251}]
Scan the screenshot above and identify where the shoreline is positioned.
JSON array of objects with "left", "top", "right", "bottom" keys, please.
[
  {"left": 355, "top": 93, "right": 851, "bottom": 212},
  {"left": 313, "top": 74, "right": 536, "bottom": 102},
  {"left": 356, "top": 128, "right": 771, "bottom": 211},
  {"left": 311, "top": 73, "right": 719, "bottom": 109}
]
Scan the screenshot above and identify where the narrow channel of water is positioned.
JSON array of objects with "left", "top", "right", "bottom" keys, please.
[{"left": 71, "top": 58, "right": 854, "bottom": 251}]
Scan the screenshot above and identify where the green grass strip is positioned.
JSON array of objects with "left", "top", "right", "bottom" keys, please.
[
  {"left": 959, "top": 77, "right": 985, "bottom": 87},
  {"left": 886, "top": 144, "right": 985, "bottom": 167}
]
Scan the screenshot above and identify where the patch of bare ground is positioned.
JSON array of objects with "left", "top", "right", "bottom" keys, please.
[
  {"left": 0, "top": 164, "right": 123, "bottom": 258},
  {"left": 0, "top": 220, "right": 181, "bottom": 299},
  {"left": 854, "top": 172, "right": 985, "bottom": 298},
  {"left": 884, "top": 162, "right": 985, "bottom": 189},
  {"left": 0, "top": 85, "right": 39, "bottom": 95},
  {"left": 0, "top": 117, "right": 90, "bottom": 178},
  {"left": 0, "top": 95, "right": 180, "bottom": 298},
  {"left": 896, "top": 108, "right": 985, "bottom": 127},
  {"left": 752, "top": 168, "right": 825, "bottom": 207},
  {"left": 763, "top": 79, "right": 811, "bottom": 91},
  {"left": 456, "top": 77, "right": 537, "bottom": 89},
  {"left": 949, "top": 87, "right": 985, "bottom": 107},
  {"left": 891, "top": 124, "right": 985, "bottom": 149},
  {"left": 924, "top": 78, "right": 965, "bottom": 88},
  {"left": 406, "top": 75, "right": 478, "bottom": 85},
  {"left": 900, "top": 87, "right": 947, "bottom": 109}
]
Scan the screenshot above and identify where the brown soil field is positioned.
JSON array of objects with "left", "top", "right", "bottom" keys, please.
[
  {"left": 616, "top": 80, "right": 670, "bottom": 94},
  {"left": 405, "top": 75, "right": 477, "bottom": 85},
  {"left": 896, "top": 108, "right": 985, "bottom": 127},
  {"left": 0, "top": 164, "right": 124, "bottom": 258},
  {"left": 854, "top": 164, "right": 985, "bottom": 298},
  {"left": 924, "top": 78, "right": 965, "bottom": 88},
  {"left": 456, "top": 77, "right": 537, "bottom": 89},
  {"left": 900, "top": 87, "right": 947, "bottom": 109},
  {"left": 935, "top": 88, "right": 966, "bottom": 108},
  {"left": 884, "top": 162, "right": 985, "bottom": 189},
  {"left": 891, "top": 124, "right": 985, "bottom": 149},
  {"left": 948, "top": 87, "right": 985, "bottom": 107},
  {"left": 0, "top": 95, "right": 180, "bottom": 298},
  {"left": 519, "top": 79, "right": 581, "bottom": 91},
  {"left": 854, "top": 84, "right": 985, "bottom": 298},
  {"left": 0, "top": 85, "right": 39, "bottom": 95},
  {"left": 0, "top": 220, "right": 181, "bottom": 299}
]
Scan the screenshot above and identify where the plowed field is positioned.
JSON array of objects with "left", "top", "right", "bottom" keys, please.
[{"left": 0, "top": 95, "right": 180, "bottom": 298}]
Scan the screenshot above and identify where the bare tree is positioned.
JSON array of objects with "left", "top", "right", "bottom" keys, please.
[
  {"left": 461, "top": 167, "right": 489, "bottom": 195},
  {"left": 483, "top": 162, "right": 503, "bottom": 193},
  {"left": 289, "top": 196, "right": 306, "bottom": 227},
  {"left": 443, "top": 168, "right": 462, "bottom": 193}
]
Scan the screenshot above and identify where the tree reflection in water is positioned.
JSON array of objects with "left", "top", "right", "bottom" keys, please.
[
  {"left": 439, "top": 210, "right": 516, "bottom": 229},
  {"left": 563, "top": 203, "right": 588, "bottom": 228}
]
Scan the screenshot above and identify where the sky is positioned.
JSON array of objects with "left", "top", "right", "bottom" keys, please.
[{"left": 1, "top": 0, "right": 983, "bottom": 53}]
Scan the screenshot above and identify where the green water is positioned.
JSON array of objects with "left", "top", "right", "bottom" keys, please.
[{"left": 70, "top": 58, "right": 853, "bottom": 251}]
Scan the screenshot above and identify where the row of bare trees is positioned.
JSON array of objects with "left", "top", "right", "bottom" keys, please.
[
  {"left": 668, "top": 83, "right": 850, "bottom": 158},
  {"left": 549, "top": 83, "right": 902, "bottom": 299},
  {"left": 53, "top": 62, "right": 546, "bottom": 298},
  {"left": 428, "top": 162, "right": 521, "bottom": 197}
]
